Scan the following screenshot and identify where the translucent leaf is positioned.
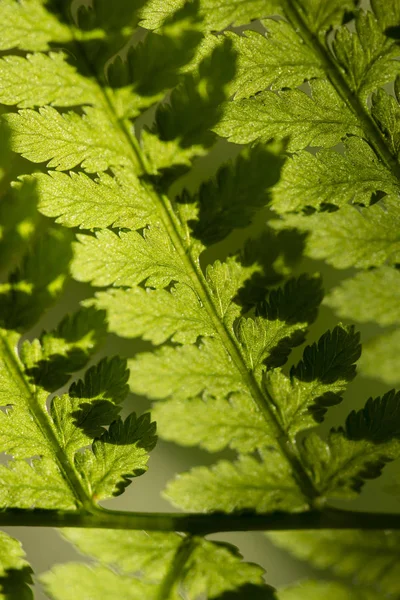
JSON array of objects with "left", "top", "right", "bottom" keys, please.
[
  {"left": 325, "top": 267, "right": 400, "bottom": 325},
  {"left": 265, "top": 325, "right": 361, "bottom": 438},
  {"left": 301, "top": 391, "right": 400, "bottom": 498},
  {"left": 186, "top": 143, "right": 284, "bottom": 244},
  {"left": 270, "top": 530, "right": 400, "bottom": 597},
  {"left": 165, "top": 452, "right": 306, "bottom": 512},
  {"left": 128, "top": 338, "right": 242, "bottom": 400},
  {"left": 153, "top": 392, "right": 269, "bottom": 452},
  {"left": 225, "top": 20, "right": 322, "bottom": 98},
  {"left": 333, "top": 10, "right": 400, "bottom": 101},
  {"left": 0, "top": 227, "right": 72, "bottom": 331},
  {"left": 0, "top": 0, "right": 73, "bottom": 51},
  {"left": 275, "top": 196, "right": 400, "bottom": 268},
  {"left": 72, "top": 226, "right": 189, "bottom": 288},
  {"left": 371, "top": 88, "right": 400, "bottom": 159},
  {"left": 139, "top": 0, "right": 282, "bottom": 30},
  {"left": 215, "top": 80, "right": 361, "bottom": 150},
  {"left": 360, "top": 329, "right": 400, "bottom": 385},
  {"left": 76, "top": 413, "right": 157, "bottom": 501},
  {"left": 34, "top": 168, "right": 156, "bottom": 229},
  {"left": 293, "top": 0, "right": 357, "bottom": 34},
  {"left": 93, "top": 284, "right": 213, "bottom": 345},
  {"left": 236, "top": 275, "right": 323, "bottom": 373},
  {"left": 272, "top": 137, "right": 400, "bottom": 213},
  {"left": 0, "top": 458, "right": 76, "bottom": 510},
  {"left": 0, "top": 531, "right": 33, "bottom": 600},
  {"left": 0, "top": 52, "right": 99, "bottom": 108},
  {"left": 277, "top": 580, "right": 380, "bottom": 600},
  {"left": 4, "top": 106, "right": 132, "bottom": 173}
]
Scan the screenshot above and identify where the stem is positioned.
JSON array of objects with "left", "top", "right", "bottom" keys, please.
[
  {"left": 283, "top": 0, "right": 400, "bottom": 180},
  {"left": 0, "top": 331, "right": 94, "bottom": 512},
  {"left": 0, "top": 507, "right": 398, "bottom": 532}
]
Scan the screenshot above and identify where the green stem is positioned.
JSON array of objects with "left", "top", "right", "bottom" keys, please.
[
  {"left": 0, "top": 331, "right": 94, "bottom": 512},
  {"left": 0, "top": 507, "right": 398, "bottom": 532},
  {"left": 283, "top": 0, "right": 400, "bottom": 180}
]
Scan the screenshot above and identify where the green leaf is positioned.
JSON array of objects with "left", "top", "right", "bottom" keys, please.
[
  {"left": 0, "top": 52, "right": 99, "bottom": 108},
  {"left": 187, "top": 143, "right": 284, "bottom": 244},
  {"left": 165, "top": 451, "right": 307, "bottom": 512},
  {"left": 236, "top": 275, "right": 322, "bottom": 374},
  {"left": 270, "top": 530, "right": 400, "bottom": 597},
  {"left": 265, "top": 325, "right": 361, "bottom": 438},
  {"left": 371, "top": 88, "right": 400, "bottom": 159},
  {"left": 139, "top": 0, "right": 282, "bottom": 30},
  {"left": 0, "top": 0, "right": 73, "bottom": 51},
  {"left": 0, "top": 531, "right": 33, "bottom": 600},
  {"left": 72, "top": 226, "right": 189, "bottom": 288},
  {"left": 301, "top": 391, "right": 400, "bottom": 499},
  {"left": 50, "top": 356, "right": 128, "bottom": 457},
  {"left": 93, "top": 284, "right": 213, "bottom": 345},
  {"left": 275, "top": 196, "right": 400, "bottom": 268},
  {"left": 0, "top": 227, "right": 72, "bottom": 331},
  {"left": 360, "top": 329, "right": 400, "bottom": 385},
  {"left": 4, "top": 107, "right": 132, "bottom": 173},
  {"left": 153, "top": 392, "right": 268, "bottom": 452},
  {"left": 277, "top": 580, "right": 380, "bottom": 600},
  {"left": 76, "top": 413, "right": 157, "bottom": 501},
  {"left": 0, "top": 457, "right": 76, "bottom": 510},
  {"left": 333, "top": 10, "right": 400, "bottom": 101},
  {"left": 215, "top": 80, "right": 361, "bottom": 150},
  {"left": 325, "top": 267, "right": 400, "bottom": 325},
  {"left": 225, "top": 20, "right": 322, "bottom": 98},
  {"left": 33, "top": 168, "right": 156, "bottom": 229},
  {"left": 371, "top": 0, "right": 400, "bottom": 32},
  {"left": 271, "top": 137, "right": 400, "bottom": 213},
  {"left": 129, "top": 338, "right": 242, "bottom": 400},
  {"left": 293, "top": 0, "right": 357, "bottom": 34}
]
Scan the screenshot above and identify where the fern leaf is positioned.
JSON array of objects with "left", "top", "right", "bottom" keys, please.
[
  {"left": 270, "top": 530, "right": 400, "bottom": 597},
  {"left": 372, "top": 88, "right": 400, "bottom": 159},
  {"left": 332, "top": 10, "right": 400, "bottom": 101},
  {"left": 153, "top": 392, "right": 267, "bottom": 453},
  {"left": 325, "top": 266, "right": 400, "bottom": 325},
  {"left": 371, "top": 0, "right": 400, "bottom": 31},
  {"left": 0, "top": 52, "right": 99, "bottom": 109},
  {"left": 272, "top": 137, "right": 400, "bottom": 213},
  {"left": 265, "top": 325, "right": 360, "bottom": 438},
  {"left": 42, "top": 533, "right": 265, "bottom": 600},
  {"left": 165, "top": 451, "right": 307, "bottom": 512},
  {"left": 290, "top": 0, "right": 357, "bottom": 34},
  {"left": 72, "top": 227, "right": 189, "bottom": 288},
  {"left": 0, "top": 0, "right": 72, "bottom": 51},
  {"left": 4, "top": 107, "right": 132, "bottom": 173},
  {"left": 32, "top": 168, "right": 156, "bottom": 229},
  {"left": 75, "top": 413, "right": 157, "bottom": 500},
  {"left": 360, "top": 329, "right": 400, "bottom": 385},
  {"left": 93, "top": 284, "right": 213, "bottom": 345},
  {"left": 274, "top": 196, "right": 400, "bottom": 269},
  {"left": 225, "top": 21, "right": 322, "bottom": 99},
  {"left": 215, "top": 80, "right": 361, "bottom": 149},
  {"left": 0, "top": 530, "right": 33, "bottom": 600}
]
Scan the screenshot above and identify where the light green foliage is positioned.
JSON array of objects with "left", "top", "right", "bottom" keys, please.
[
  {"left": 226, "top": 21, "right": 322, "bottom": 98},
  {"left": 93, "top": 284, "right": 213, "bottom": 344},
  {"left": 360, "top": 329, "right": 400, "bottom": 385},
  {"left": 33, "top": 168, "right": 156, "bottom": 229},
  {"left": 153, "top": 392, "right": 268, "bottom": 452},
  {"left": 326, "top": 267, "right": 400, "bottom": 325},
  {"left": 266, "top": 325, "right": 361, "bottom": 438},
  {"left": 165, "top": 452, "right": 307, "bottom": 513},
  {"left": 272, "top": 138, "right": 400, "bottom": 213},
  {"left": 42, "top": 533, "right": 265, "bottom": 600},
  {"left": 0, "top": 531, "right": 33, "bottom": 599},
  {"left": 270, "top": 530, "right": 400, "bottom": 597},
  {"left": 215, "top": 80, "right": 361, "bottom": 149},
  {"left": 332, "top": 10, "right": 400, "bottom": 101},
  {"left": 1, "top": 0, "right": 400, "bottom": 597},
  {"left": 275, "top": 196, "right": 400, "bottom": 269}
]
